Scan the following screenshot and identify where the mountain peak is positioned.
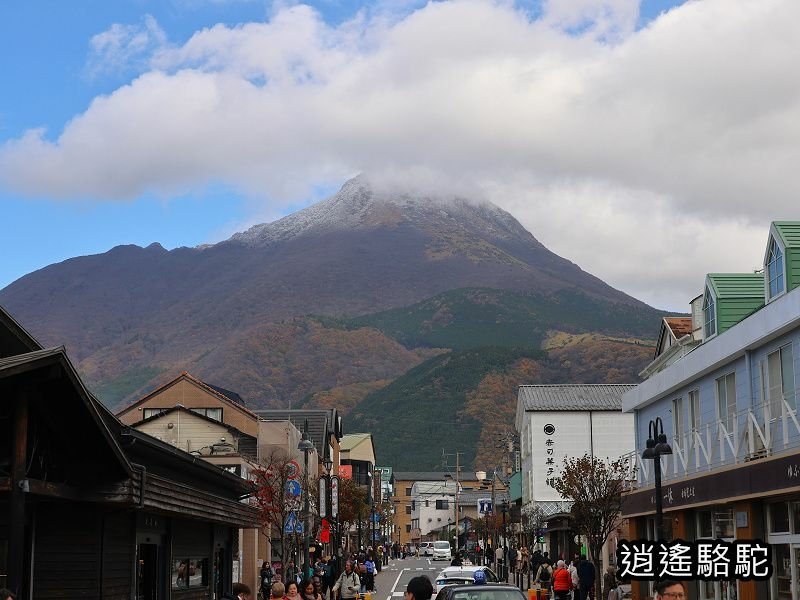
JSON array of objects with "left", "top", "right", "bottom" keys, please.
[{"left": 228, "top": 175, "right": 528, "bottom": 247}]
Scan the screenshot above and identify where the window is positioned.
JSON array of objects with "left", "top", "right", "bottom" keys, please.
[
  {"left": 411, "top": 500, "right": 416, "bottom": 511},
  {"left": 672, "top": 397, "right": 684, "bottom": 449},
  {"left": 767, "top": 237, "right": 785, "bottom": 300},
  {"left": 703, "top": 287, "right": 717, "bottom": 337},
  {"left": 697, "top": 511, "right": 713, "bottom": 538},
  {"left": 406, "top": 506, "right": 412, "bottom": 515},
  {"left": 770, "top": 502, "right": 790, "bottom": 533},
  {"left": 405, "top": 487, "right": 412, "bottom": 497},
  {"left": 767, "top": 344, "right": 796, "bottom": 414},
  {"left": 171, "top": 557, "right": 208, "bottom": 589},
  {"left": 143, "top": 408, "right": 166, "bottom": 419},
  {"left": 406, "top": 524, "right": 411, "bottom": 533},
  {"left": 716, "top": 372, "right": 737, "bottom": 433},
  {"left": 689, "top": 390, "right": 701, "bottom": 432},
  {"left": 435, "top": 499, "right": 449, "bottom": 510},
  {"left": 190, "top": 407, "right": 222, "bottom": 421}
]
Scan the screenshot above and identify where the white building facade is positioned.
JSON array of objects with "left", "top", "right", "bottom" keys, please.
[{"left": 515, "top": 384, "right": 636, "bottom": 561}]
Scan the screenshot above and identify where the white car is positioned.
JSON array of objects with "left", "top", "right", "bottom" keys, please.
[
  {"left": 432, "top": 541, "right": 452, "bottom": 561},
  {"left": 432, "top": 566, "right": 500, "bottom": 593},
  {"left": 419, "top": 542, "right": 434, "bottom": 556}
]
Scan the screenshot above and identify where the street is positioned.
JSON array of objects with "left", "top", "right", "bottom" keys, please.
[{"left": 373, "top": 557, "right": 442, "bottom": 600}]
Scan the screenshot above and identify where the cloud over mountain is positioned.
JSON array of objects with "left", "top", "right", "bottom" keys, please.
[{"left": 1, "top": 0, "right": 797, "bottom": 308}]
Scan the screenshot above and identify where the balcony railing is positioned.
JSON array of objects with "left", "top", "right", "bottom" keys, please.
[{"left": 624, "top": 390, "right": 800, "bottom": 488}]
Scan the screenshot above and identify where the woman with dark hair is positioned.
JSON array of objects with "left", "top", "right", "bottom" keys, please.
[
  {"left": 301, "top": 578, "right": 321, "bottom": 600},
  {"left": 286, "top": 581, "right": 300, "bottom": 600}
]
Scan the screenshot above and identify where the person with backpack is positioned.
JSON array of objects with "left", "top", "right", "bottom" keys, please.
[
  {"left": 332, "top": 561, "right": 360, "bottom": 600},
  {"left": 552, "top": 560, "right": 573, "bottom": 600},
  {"left": 535, "top": 559, "right": 553, "bottom": 597}
]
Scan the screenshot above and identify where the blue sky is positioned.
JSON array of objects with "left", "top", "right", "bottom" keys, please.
[{"left": 6, "top": 0, "right": 788, "bottom": 313}]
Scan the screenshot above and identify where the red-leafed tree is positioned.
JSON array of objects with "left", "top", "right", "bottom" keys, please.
[
  {"left": 252, "top": 448, "right": 318, "bottom": 567},
  {"left": 549, "top": 454, "right": 630, "bottom": 599}
]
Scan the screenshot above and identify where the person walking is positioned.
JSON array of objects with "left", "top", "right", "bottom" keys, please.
[
  {"left": 302, "top": 578, "right": 321, "bottom": 600},
  {"left": 495, "top": 545, "right": 504, "bottom": 579},
  {"left": 224, "top": 583, "right": 253, "bottom": 600},
  {"left": 332, "top": 561, "right": 361, "bottom": 600},
  {"left": 261, "top": 562, "right": 275, "bottom": 599},
  {"left": 0, "top": 590, "right": 15, "bottom": 600},
  {"left": 364, "top": 555, "right": 376, "bottom": 592},
  {"left": 552, "top": 560, "right": 573, "bottom": 600},
  {"left": 603, "top": 566, "right": 620, "bottom": 600},
  {"left": 576, "top": 555, "right": 595, "bottom": 600},
  {"left": 534, "top": 559, "right": 553, "bottom": 598},
  {"left": 271, "top": 582, "right": 287, "bottom": 600}
]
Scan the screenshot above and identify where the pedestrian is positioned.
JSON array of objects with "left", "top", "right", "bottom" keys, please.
[
  {"left": 495, "top": 545, "right": 504, "bottom": 576},
  {"left": 364, "top": 554, "right": 376, "bottom": 592},
  {"left": 0, "top": 590, "right": 15, "bottom": 600},
  {"left": 450, "top": 553, "right": 462, "bottom": 567},
  {"left": 261, "top": 562, "right": 275, "bottom": 599},
  {"left": 542, "top": 551, "right": 552, "bottom": 566},
  {"left": 302, "top": 578, "right": 321, "bottom": 600},
  {"left": 654, "top": 580, "right": 686, "bottom": 600},
  {"left": 313, "top": 576, "right": 326, "bottom": 600},
  {"left": 568, "top": 558, "right": 579, "bottom": 596},
  {"left": 534, "top": 559, "right": 553, "bottom": 597},
  {"left": 405, "top": 576, "right": 433, "bottom": 600},
  {"left": 272, "top": 582, "right": 286, "bottom": 600},
  {"left": 332, "top": 561, "right": 361, "bottom": 600},
  {"left": 576, "top": 555, "right": 595, "bottom": 600},
  {"left": 552, "top": 560, "right": 573, "bottom": 600},
  {"left": 603, "top": 566, "right": 620, "bottom": 600},
  {"left": 521, "top": 547, "right": 529, "bottom": 574},
  {"left": 286, "top": 581, "right": 300, "bottom": 600}
]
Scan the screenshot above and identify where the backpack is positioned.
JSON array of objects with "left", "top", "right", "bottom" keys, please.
[{"left": 539, "top": 565, "right": 551, "bottom": 582}]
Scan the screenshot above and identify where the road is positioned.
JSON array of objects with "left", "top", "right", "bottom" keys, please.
[{"left": 373, "top": 556, "right": 444, "bottom": 600}]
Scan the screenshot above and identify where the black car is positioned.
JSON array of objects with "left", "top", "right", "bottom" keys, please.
[{"left": 434, "top": 584, "right": 528, "bottom": 600}]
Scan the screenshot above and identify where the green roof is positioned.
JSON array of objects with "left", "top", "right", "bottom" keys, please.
[
  {"left": 772, "top": 222, "right": 800, "bottom": 249},
  {"left": 706, "top": 273, "right": 765, "bottom": 299}
]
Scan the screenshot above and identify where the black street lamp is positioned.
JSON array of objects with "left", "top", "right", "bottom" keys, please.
[
  {"left": 298, "top": 420, "right": 315, "bottom": 577},
  {"left": 641, "top": 417, "right": 673, "bottom": 540},
  {"left": 500, "top": 499, "right": 510, "bottom": 581}
]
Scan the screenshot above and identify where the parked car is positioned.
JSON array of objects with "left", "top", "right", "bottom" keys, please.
[
  {"left": 419, "top": 542, "right": 434, "bottom": 556},
  {"left": 433, "top": 541, "right": 452, "bottom": 561},
  {"left": 433, "top": 566, "right": 500, "bottom": 593},
  {"left": 434, "top": 584, "right": 526, "bottom": 600}
]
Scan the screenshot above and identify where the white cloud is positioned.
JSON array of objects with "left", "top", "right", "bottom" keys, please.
[
  {"left": 1, "top": 0, "right": 799, "bottom": 309},
  {"left": 87, "top": 15, "right": 167, "bottom": 78}
]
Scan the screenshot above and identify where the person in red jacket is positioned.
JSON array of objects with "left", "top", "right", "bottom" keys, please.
[{"left": 552, "top": 560, "right": 573, "bottom": 600}]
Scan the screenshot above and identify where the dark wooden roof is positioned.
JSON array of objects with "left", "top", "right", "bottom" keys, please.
[{"left": 0, "top": 304, "right": 42, "bottom": 358}]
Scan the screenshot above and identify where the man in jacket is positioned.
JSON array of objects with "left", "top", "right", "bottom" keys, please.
[
  {"left": 332, "top": 561, "right": 360, "bottom": 600},
  {"left": 576, "top": 555, "right": 596, "bottom": 600}
]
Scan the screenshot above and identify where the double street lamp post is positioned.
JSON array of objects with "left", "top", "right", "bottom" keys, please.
[
  {"left": 641, "top": 417, "right": 673, "bottom": 541},
  {"left": 298, "top": 420, "right": 315, "bottom": 578}
]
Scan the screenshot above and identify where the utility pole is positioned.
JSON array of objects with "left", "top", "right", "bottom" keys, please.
[{"left": 442, "top": 449, "right": 463, "bottom": 555}]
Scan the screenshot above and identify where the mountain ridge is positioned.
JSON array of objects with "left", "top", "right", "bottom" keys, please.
[{"left": 0, "top": 176, "right": 663, "bottom": 466}]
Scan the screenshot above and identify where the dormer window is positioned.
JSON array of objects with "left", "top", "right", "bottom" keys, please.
[
  {"left": 703, "top": 287, "right": 716, "bottom": 338},
  {"left": 767, "top": 237, "right": 785, "bottom": 300}
]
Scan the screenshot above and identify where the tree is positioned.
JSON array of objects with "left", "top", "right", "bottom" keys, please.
[
  {"left": 252, "top": 448, "right": 317, "bottom": 569},
  {"left": 338, "top": 477, "right": 369, "bottom": 551},
  {"left": 549, "top": 454, "right": 629, "bottom": 599},
  {"left": 521, "top": 504, "right": 547, "bottom": 548}
]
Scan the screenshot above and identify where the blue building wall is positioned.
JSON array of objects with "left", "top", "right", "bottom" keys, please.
[{"left": 633, "top": 326, "right": 800, "bottom": 484}]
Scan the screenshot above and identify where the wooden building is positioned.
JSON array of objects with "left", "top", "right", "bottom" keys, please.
[
  {"left": 0, "top": 306, "right": 258, "bottom": 599},
  {"left": 118, "top": 372, "right": 267, "bottom": 593}
]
